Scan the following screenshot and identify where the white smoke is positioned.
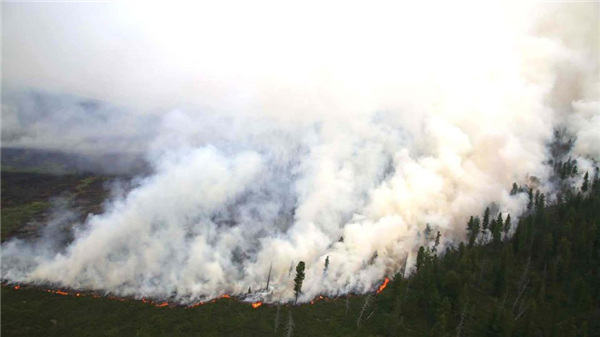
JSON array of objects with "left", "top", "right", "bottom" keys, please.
[{"left": 1, "top": 2, "right": 598, "bottom": 303}]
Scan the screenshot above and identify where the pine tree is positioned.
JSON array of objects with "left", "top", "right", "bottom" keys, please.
[
  {"left": 274, "top": 304, "right": 281, "bottom": 332},
  {"left": 433, "top": 231, "right": 441, "bottom": 254},
  {"left": 493, "top": 212, "right": 503, "bottom": 244},
  {"left": 467, "top": 216, "right": 480, "bottom": 247},
  {"left": 582, "top": 171, "right": 589, "bottom": 193},
  {"left": 482, "top": 207, "right": 491, "bottom": 242},
  {"left": 504, "top": 214, "right": 512, "bottom": 239},
  {"left": 416, "top": 246, "right": 426, "bottom": 272},
  {"left": 424, "top": 224, "right": 433, "bottom": 241},
  {"left": 511, "top": 183, "right": 519, "bottom": 195},
  {"left": 284, "top": 311, "right": 294, "bottom": 337},
  {"left": 293, "top": 261, "right": 305, "bottom": 304},
  {"left": 432, "top": 297, "right": 451, "bottom": 337}
]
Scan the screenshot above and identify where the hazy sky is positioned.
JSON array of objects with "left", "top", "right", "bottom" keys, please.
[{"left": 2, "top": 2, "right": 553, "bottom": 112}]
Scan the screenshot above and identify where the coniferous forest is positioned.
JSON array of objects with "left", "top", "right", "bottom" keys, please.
[{"left": 382, "top": 164, "right": 600, "bottom": 337}]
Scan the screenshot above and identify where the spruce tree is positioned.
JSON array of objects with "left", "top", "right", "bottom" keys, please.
[
  {"left": 493, "top": 212, "right": 503, "bottom": 244},
  {"left": 482, "top": 207, "right": 491, "bottom": 242},
  {"left": 510, "top": 183, "right": 519, "bottom": 195},
  {"left": 582, "top": 171, "right": 589, "bottom": 192},
  {"left": 467, "top": 216, "right": 480, "bottom": 247},
  {"left": 293, "top": 261, "right": 305, "bottom": 304},
  {"left": 504, "top": 214, "right": 512, "bottom": 238}
]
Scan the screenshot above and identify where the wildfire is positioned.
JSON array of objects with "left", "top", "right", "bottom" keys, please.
[
  {"left": 5, "top": 284, "right": 183, "bottom": 307},
  {"left": 108, "top": 296, "right": 126, "bottom": 302},
  {"left": 46, "top": 289, "right": 69, "bottom": 296},
  {"left": 376, "top": 277, "right": 390, "bottom": 294},
  {"left": 4, "top": 282, "right": 391, "bottom": 310}
]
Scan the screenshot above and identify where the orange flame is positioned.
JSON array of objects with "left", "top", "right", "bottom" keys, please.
[
  {"left": 221, "top": 294, "right": 230, "bottom": 299},
  {"left": 251, "top": 302, "right": 262, "bottom": 308},
  {"left": 14, "top": 285, "right": 20, "bottom": 290},
  {"left": 188, "top": 301, "right": 205, "bottom": 308},
  {"left": 155, "top": 302, "right": 169, "bottom": 308},
  {"left": 47, "top": 289, "right": 69, "bottom": 296},
  {"left": 376, "top": 277, "right": 390, "bottom": 294}
]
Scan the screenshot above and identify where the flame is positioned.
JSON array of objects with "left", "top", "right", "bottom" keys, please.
[
  {"left": 188, "top": 301, "right": 205, "bottom": 308},
  {"left": 108, "top": 296, "right": 126, "bottom": 302},
  {"left": 7, "top": 283, "right": 393, "bottom": 310},
  {"left": 47, "top": 289, "right": 69, "bottom": 296},
  {"left": 376, "top": 277, "right": 390, "bottom": 294}
]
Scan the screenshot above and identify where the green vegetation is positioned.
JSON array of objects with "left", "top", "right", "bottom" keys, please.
[
  {"left": 74, "top": 176, "right": 98, "bottom": 194},
  {"left": 1, "top": 172, "right": 111, "bottom": 242},
  {"left": 1, "top": 168, "right": 599, "bottom": 336},
  {"left": 1, "top": 201, "right": 50, "bottom": 241}
]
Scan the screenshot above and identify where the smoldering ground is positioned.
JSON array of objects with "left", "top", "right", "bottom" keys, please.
[{"left": 1, "top": 2, "right": 598, "bottom": 303}]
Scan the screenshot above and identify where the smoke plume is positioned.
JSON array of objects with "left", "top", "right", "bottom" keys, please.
[{"left": 1, "top": 2, "right": 598, "bottom": 303}]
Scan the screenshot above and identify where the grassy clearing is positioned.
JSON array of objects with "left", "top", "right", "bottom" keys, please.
[
  {"left": 0, "top": 286, "right": 383, "bottom": 337},
  {"left": 1, "top": 201, "right": 50, "bottom": 241},
  {"left": 74, "top": 177, "right": 98, "bottom": 194}
]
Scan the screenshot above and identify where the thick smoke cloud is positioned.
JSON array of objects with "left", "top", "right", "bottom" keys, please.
[{"left": 1, "top": 2, "right": 598, "bottom": 302}]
